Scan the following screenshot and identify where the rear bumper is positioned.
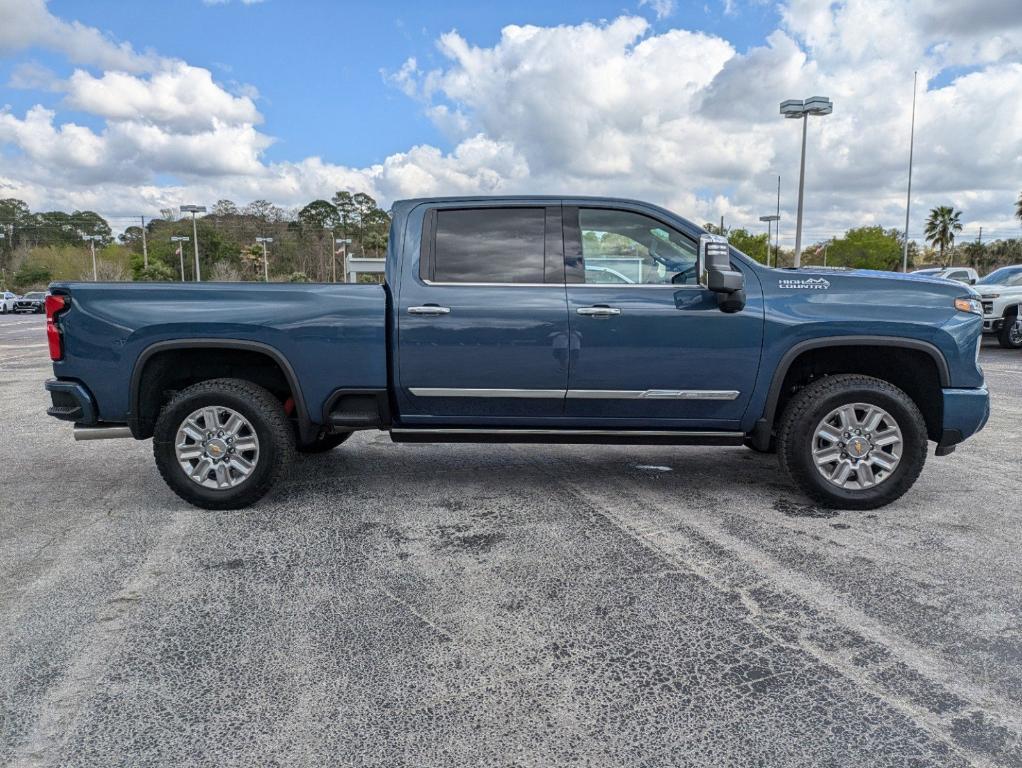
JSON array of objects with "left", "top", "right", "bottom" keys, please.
[
  {"left": 936, "top": 386, "right": 989, "bottom": 454},
  {"left": 45, "top": 378, "right": 97, "bottom": 424}
]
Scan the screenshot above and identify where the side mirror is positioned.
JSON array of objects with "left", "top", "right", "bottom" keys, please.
[{"left": 700, "top": 233, "right": 746, "bottom": 313}]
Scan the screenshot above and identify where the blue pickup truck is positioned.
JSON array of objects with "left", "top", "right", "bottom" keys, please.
[{"left": 44, "top": 196, "right": 989, "bottom": 510}]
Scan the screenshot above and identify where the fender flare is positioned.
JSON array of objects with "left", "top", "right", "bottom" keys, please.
[
  {"left": 128, "top": 338, "right": 315, "bottom": 441},
  {"left": 759, "top": 335, "right": 950, "bottom": 427}
]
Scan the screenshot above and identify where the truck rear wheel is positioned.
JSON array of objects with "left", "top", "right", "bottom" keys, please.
[
  {"left": 776, "top": 375, "right": 928, "bottom": 510},
  {"left": 153, "top": 378, "right": 294, "bottom": 510},
  {"left": 996, "top": 313, "right": 1022, "bottom": 349}
]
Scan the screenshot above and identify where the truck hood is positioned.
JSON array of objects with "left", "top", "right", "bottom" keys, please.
[
  {"left": 778, "top": 267, "right": 979, "bottom": 297},
  {"left": 974, "top": 283, "right": 1022, "bottom": 295}
]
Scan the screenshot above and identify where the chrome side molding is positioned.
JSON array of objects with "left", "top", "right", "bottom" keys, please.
[
  {"left": 408, "top": 388, "right": 739, "bottom": 400},
  {"left": 409, "top": 388, "right": 564, "bottom": 398},
  {"left": 567, "top": 389, "right": 740, "bottom": 400}
]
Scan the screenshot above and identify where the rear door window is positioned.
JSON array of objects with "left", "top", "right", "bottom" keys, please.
[{"left": 432, "top": 208, "right": 546, "bottom": 283}]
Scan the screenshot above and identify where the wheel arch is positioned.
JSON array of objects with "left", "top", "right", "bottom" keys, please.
[
  {"left": 129, "top": 339, "right": 314, "bottom": 442},
  {"left": 752, "top": 336, "right": 950, "bottom": 448}
]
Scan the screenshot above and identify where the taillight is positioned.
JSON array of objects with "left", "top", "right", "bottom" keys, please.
[{"left": 45, "top": 294, "right": 69, "bottom": 361}]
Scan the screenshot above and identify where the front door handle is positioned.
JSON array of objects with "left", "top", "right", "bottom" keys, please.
[
  {"left": 576, "top": 306, "right": 621, "bottom": 318},
  {"left": 408, "top": 305, "right": 451, "bottom": 316}
]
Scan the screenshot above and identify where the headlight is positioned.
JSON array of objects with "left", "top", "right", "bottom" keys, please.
[{"left": 955, "top": 297, "right": 982, "bottom": 315}]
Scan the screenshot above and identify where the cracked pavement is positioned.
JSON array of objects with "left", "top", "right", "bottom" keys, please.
[{"left": 1, "top": 313, "right": 1020, "bottom": 767}]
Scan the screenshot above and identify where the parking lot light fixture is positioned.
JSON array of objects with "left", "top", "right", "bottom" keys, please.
[
  {"left": 170, "top": 236, "right": 190, "bottom": 281},
  {"left": 759, "top": 214, "right": 780, "bottom": 267},
  {"left": 255, "top": 237, "right": 273, "bottom": 282},
  {"left": 781, "top": 96, "right": 832, "bottom": 268},
  {"left": 180, "top": 205, "right": 206, "bottom": 282}
]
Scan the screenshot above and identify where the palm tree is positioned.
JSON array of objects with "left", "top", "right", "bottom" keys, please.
[
  {"left": 1015, "top": 191, "right": 1022, "bottom": 224},
  {"left": 924, "top": 206, "right": 963, "bottom": 267}
]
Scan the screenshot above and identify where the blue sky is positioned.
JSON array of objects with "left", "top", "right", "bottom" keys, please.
[
  {"left": 28, "top": 0, "right": 776, "bottom": 168},
  {"left": 1, "top": 0, "right": 1020, "bottom": 239}
]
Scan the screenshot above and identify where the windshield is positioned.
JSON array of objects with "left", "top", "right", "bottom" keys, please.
[
  {"left": 23, "top": 292, "right": 44, "bottom": 299},
  {"left": 978, "top": 267, "right": 1022, "bottom": 286}
]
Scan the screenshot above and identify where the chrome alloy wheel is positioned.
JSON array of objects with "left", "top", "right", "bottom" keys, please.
[
  {"left": 175, "top": 406, "right": 259, "bottom": 490},
  {"left": 811, "top": 402, "right": 903, "bottom": 490}
]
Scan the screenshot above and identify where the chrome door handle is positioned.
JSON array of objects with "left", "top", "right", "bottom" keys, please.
[
  {"left": 576, "top": 306, "right": 621, "bottom": 317},
  {"left": 408, "top": 305, "right": 451, "bottom": 315}
]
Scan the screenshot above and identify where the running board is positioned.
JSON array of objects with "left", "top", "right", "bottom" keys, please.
[{"left": 389, "top": 428, "right": 745, "bottom": 446}]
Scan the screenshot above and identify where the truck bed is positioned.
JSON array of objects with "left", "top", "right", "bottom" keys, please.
[{"left": 49, "top": 281, "right": 388, "bottom": 427}]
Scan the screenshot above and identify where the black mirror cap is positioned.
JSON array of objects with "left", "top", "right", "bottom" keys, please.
[
  {"left": 707, "top": 268, "right": 744, "bottom": 293},
  {"left": 717, "top": 289, "right": 746, "bottom": 313}
]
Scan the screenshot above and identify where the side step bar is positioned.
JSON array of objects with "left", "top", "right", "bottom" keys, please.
[
  {"left": 390, "top": 428, "right": 745, "bottom": 446},
  {"left": 73, "top": 425, "right": 133, "bottom": 441}
]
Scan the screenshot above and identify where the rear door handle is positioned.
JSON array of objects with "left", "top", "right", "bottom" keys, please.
[
  {"left": 408, "top": 305, "right": 451, "bottom": 316},
  {"left": 576, "top": 306, "right": 621, "bottom": 317}
]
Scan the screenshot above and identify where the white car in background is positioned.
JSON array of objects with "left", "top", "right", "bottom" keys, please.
[
  {"left": 1, "top": 291, "right": 17, "bottom": 314},
  {"left": 932, "top": 267, "right": 979, "bottom": 285},
  {"left": 976, "top": 265, "right": 1022, "bottom": 348}
]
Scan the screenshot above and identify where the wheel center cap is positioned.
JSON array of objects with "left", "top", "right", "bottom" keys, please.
[
  {"left": 847, "top": 437, "right": 871, "bottom": 459},
  {"left": 206, "top": 438, "right": 228, "bottom": 459}
]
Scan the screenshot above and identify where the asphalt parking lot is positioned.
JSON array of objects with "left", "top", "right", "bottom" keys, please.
[{"left": 1, "top": 312, "right": 1020, "bottom": 767}]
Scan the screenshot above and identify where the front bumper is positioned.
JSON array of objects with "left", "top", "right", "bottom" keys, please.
[
  {"left": 936, "top": 386, "right": 990, "bottom": 455},
  {"left": 44, "top": 379, "right": 97, "bottom": 424}
]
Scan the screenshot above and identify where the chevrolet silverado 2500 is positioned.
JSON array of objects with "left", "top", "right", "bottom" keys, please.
[{"left": 44, "top": 197, "right": 989, "bottom": 510}]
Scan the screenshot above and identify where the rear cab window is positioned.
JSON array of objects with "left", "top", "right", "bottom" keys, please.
[{"left": 423, "top": 207, "right": 561, "bottom": 284}]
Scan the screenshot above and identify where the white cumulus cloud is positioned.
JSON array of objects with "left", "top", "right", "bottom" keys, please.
[{"left": 0, "top": 0, "right": 1020, "bottom": 244}]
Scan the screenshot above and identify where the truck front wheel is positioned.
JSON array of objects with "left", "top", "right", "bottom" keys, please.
[
  {"left": 996, "top": 313, "right": 1022, "bottom": 349},
  {"left": 153, "top": 378, "right": 294, "bottom": 510},
  {"left": 776, "top": 375, "right": 928, "bottom": 510}
]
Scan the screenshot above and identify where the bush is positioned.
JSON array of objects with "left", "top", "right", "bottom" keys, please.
[
  {"left": 287, "top": 271, "right": 310, "bottom": 283},
  {"left": 13, "top": 263, "right": 52, "bottom": 292},
  {"left": 136, "top": 261, "right": 178, "bottom": 282}
]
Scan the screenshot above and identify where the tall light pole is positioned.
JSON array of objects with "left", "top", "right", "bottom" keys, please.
[
  {"left": 902, "top": 71, "right": 918, "bottom": 273},
  {"left": 759, "top": 214, "right": 780, "bottom": 267},
  {"left": 180, "top": 205, "right": 206, "bottom": 281},
  {"left": 255, "top": 237, "right": 273, "bottom": 282},
  {"left": 170, "top": 236, "right": 190, "bottom": 281},
  {"left": 83, "top": 235, "right": 103, "bottom": 280},
  {"left": 780, "top": 96, "right": 832, "bottom": 268},
  {"left": 334, "top": 238, "right": 351, "bottom": 283}
]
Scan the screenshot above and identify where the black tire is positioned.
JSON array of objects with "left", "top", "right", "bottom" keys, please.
[
  {"left": 777, "top": 374, "right": 928, "bottom": 510},
  {"left": 153, "top": 378, "right": 294, "bottom": 510},
  {"left": 296, "top": 431, "right": 353, "bottom": 453},
  {"left": 996, "top": 315, "right": 1022, "bottom": 349}
]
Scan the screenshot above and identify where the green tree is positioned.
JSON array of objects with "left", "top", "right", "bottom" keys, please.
[
  {"left": 1015, "top": 192, "right": 1022, "bottom": 225},
  {"left": 924, "top": 206, "right": 963, "bottom": 267},
  {"left": 826, "top": 227, "right": 902, "bottom": 271},
  {"left": 332, "top": 191, "right": 357, "bottom": 237},
  {"left": 727, "top": 228, "right": 768, "bottom": 264},
  {"left": 297, "top": 200, "right": 340, "bottom": 231},
  {"left": 212, "top": 199, "right": 239, "bottom": 217}
]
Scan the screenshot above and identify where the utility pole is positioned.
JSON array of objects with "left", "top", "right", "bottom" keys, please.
[
  {"left": 334, "top": 238, "right": 352, "bottom": 283},
  {"left": 170, "top": 236, "right": 190, "bottom": 281},
  {"left": 255, "top": 237, "right": 273, "bottom": 282},
  {"left": 902, "top": 71, "right": 918, "bottom": 273},
  {"left": 180, "top": 205, "right": 206, "bottom": 281},
  {"left": 140, "top": 215, "right": 149, "bottom": 269},
  {"left": 83, "top": 235, "right": 103, "bottom": 280}
]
